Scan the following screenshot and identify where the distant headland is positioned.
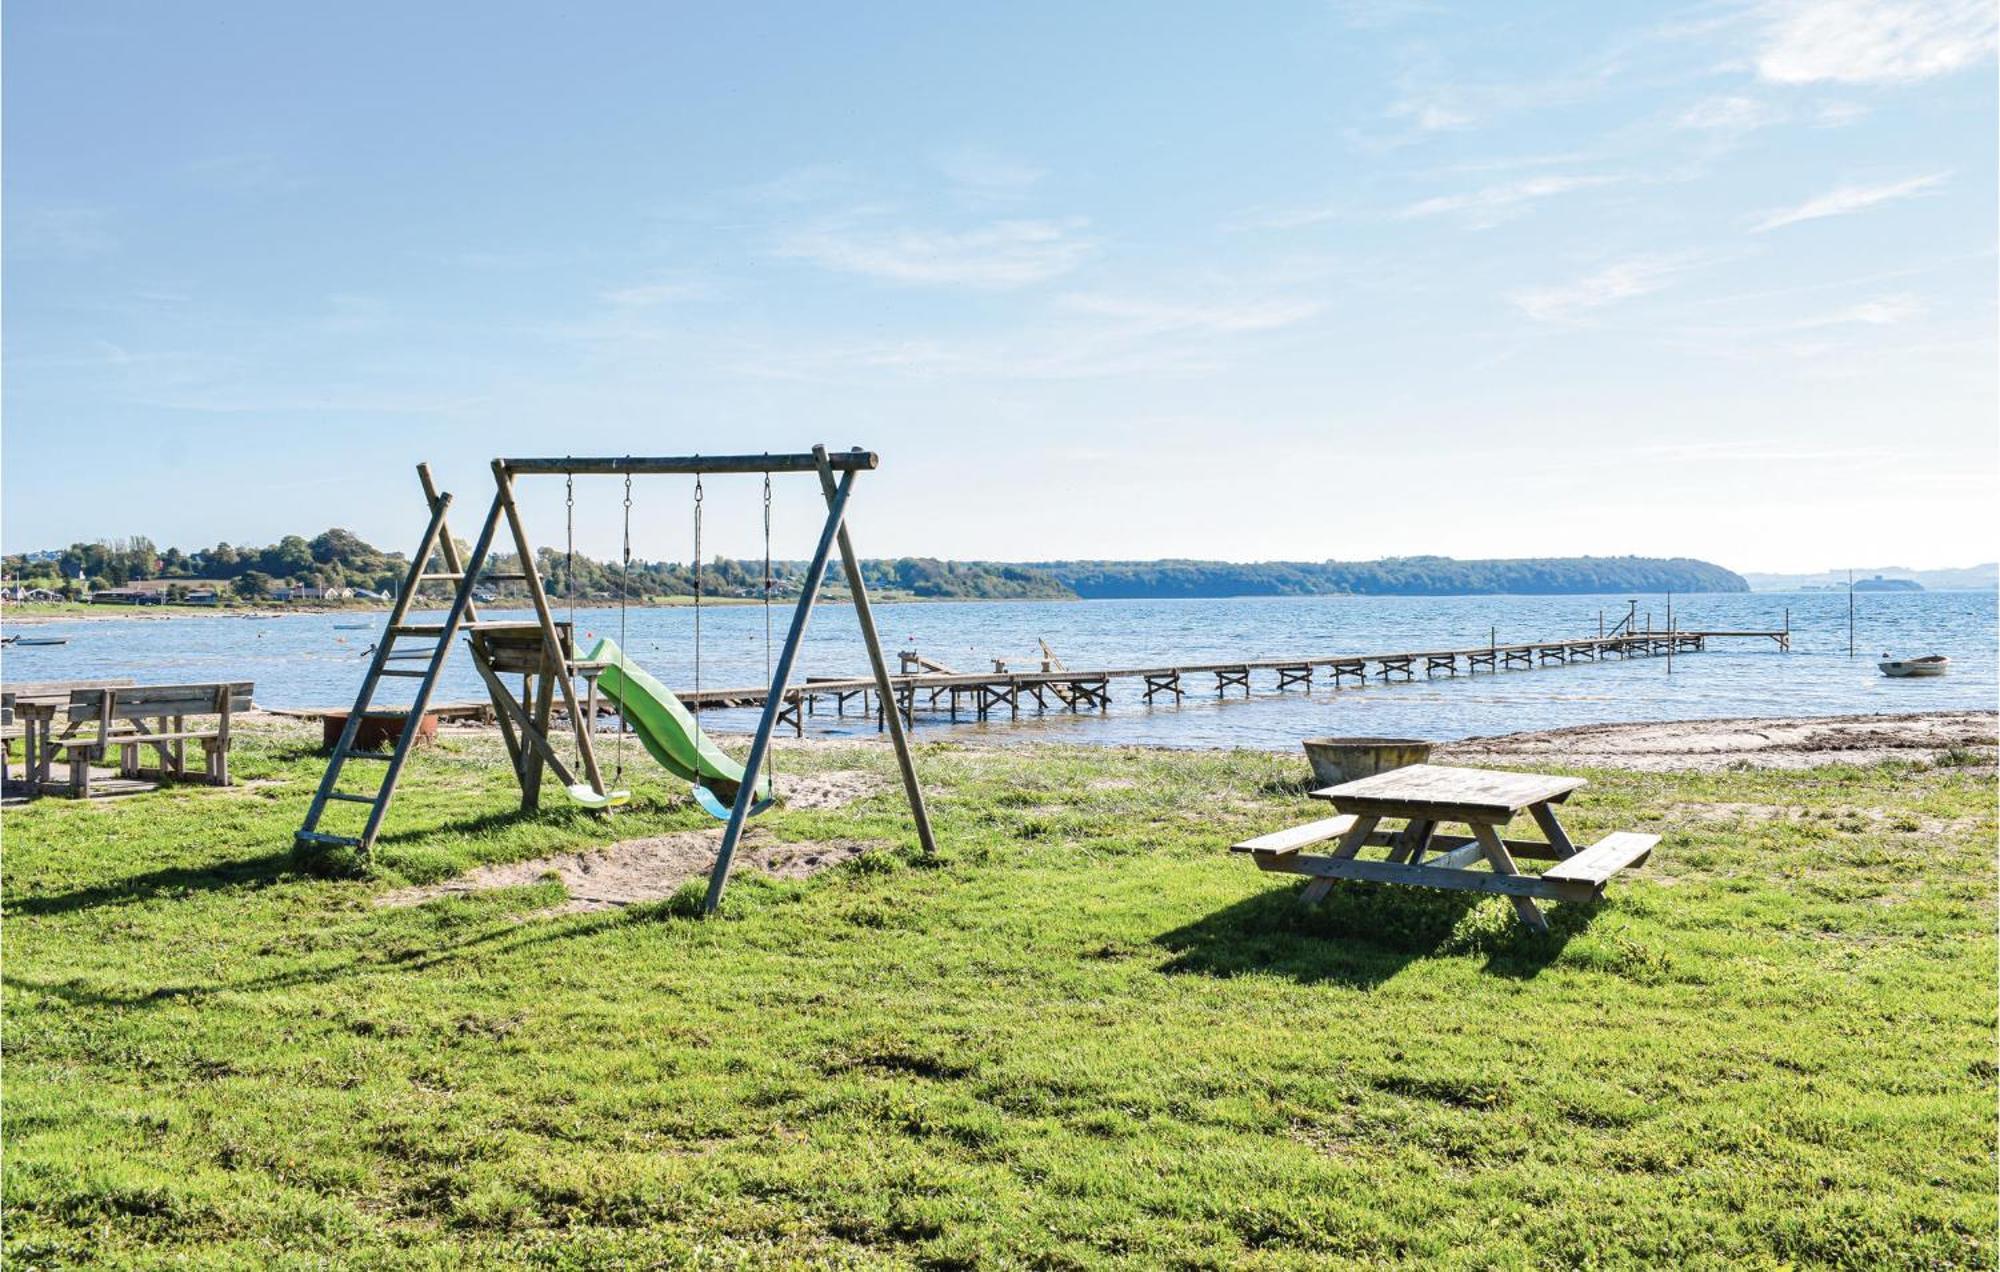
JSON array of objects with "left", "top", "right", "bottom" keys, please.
[{"left": 1742, "top": 563, "right": 1996, "bottom": 592}]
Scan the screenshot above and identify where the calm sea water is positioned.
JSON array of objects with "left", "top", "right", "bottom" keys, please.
[{"left": 5, "top": 591, "right": 1993, "bottom": 750}]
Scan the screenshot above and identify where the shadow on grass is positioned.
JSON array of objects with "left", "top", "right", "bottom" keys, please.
[
  {"left": 8, "top": 802, "right": 570, "bottom": 918},
  {"left": 4, "top": 899, "right": 662, "bottom": 1009},
  {"left": 2, "top": 848, "right": 303, "bottom": 918},
  {"left": 1155, "top": 879, "right": 1592, "bottom": 988},
  {"left": 368, "top": 805, "right": 551, "bottom": 847}
]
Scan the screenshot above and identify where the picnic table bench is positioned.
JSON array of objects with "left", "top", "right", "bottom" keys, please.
[
  {"left": 1232, "top": 763, "right": 1657, "bottom": 932},
  {"left": 5, "top": 680, "right": 252, "bottom": 799}
]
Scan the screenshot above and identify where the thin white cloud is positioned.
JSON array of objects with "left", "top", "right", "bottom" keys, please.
[
  {"left": 1057, "top": 292, "right": 1325, "bottom": 333},
  {"left": 773, "top": 218, "right": 1094, "bottom": 288},
  {"left": 1511, "top": 255, "right": 1703, "bottom": 322},
  {"left": 186, "top": 153, "right": 308, "bottom": 194},
  {"left": 1676, "top": 94, "right": 1787, "bottom": 132},
  {"left": 1810, "top": 99, "right": 1872, "bottom": 125},
  {"left": 1390, "top": 98, "right": 1476, "bottom": 132},
  {"left": 9, "top": 206, "right": 117, "bottom": 258},
  {"left": 1794, "top": 292, "right": 1927, "bottom": 327},
  {"left": 600, "top": 279, "right": 709, "bottom": 307},
  {"left": 1328, "top": 0, "right": 1441, "bottom": 29},
  {"left": 739, "top": 163, "right": 863, "bottom": 206},
  {"left": 934, "top": 149, "right": 1047, "bottom": 200},
  {"left": 1228, "top": 200, "right": 1347, "bottom": 231},
  {"left": 1750, "top": 172, "right": 1947, "bottom": 231},
  {"left": 1369, "top": 43, "right": 1628, "bottom": 145},
  {"left": 1755, "top": 0, "right": 1997, "bottom": 84},
  {"left": 1399, "top": 174, "right": 1622, "bottom": 225}
]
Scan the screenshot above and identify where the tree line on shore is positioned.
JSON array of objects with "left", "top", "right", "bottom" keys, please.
[
  {"left": 0, "top": 532, "right": 1073, "bottom": 602},
  {"left": 3, "top": 532, "right": 1747, "bottom": 604},
  {"left": 1032, "top": 555, "right": 1749, "bottom": 597}
]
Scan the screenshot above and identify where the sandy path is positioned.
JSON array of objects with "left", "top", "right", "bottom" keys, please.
[
  {"left": 1435, "top": 710, "right": 1997, "bottom": 772},
  {"left": 376, "top": 828, "right": 888, "bottom": 914},
  {"left": 374, "top": 768, "right": 889, "bottom": 913}
]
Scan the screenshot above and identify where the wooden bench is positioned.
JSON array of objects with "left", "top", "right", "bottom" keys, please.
[
  {"left": 1541, "top": 832, "right": 1659, "bottom": 888},
  {"left": 1231, "top": 815, "right": 1358, "bottom": 859},
  {"left": 47, "top": 681, "right": 253, "bottom": 798}
]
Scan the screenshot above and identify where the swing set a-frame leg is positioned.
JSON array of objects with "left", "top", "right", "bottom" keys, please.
[
  {"left": 702, "top": 446, "right": 939, "bottom": 916},
  {"left": 702, "top": 455, "right": 853, "bottom": 914},
  {"left": 811, "top": 449, "right": 937, "bottom": 861},
  {"left": 489, "top": 460, "right": 611, "bottom": 804}
]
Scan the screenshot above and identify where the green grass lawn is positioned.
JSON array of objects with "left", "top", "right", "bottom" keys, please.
[{"left": 3, "top": 721, "right": 1994, "bottom": 1268}]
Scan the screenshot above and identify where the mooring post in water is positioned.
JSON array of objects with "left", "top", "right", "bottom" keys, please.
[{"left": 1847, "top": 569, "right": 1855, "bottom": 657}]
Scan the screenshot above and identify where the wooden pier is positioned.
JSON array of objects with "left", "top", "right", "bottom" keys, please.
[{"left": 663, "top": 627, "right": 1791, "bottom": 734}]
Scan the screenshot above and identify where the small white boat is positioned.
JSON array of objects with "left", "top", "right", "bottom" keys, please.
[
  {"left": 1879, "top": 654, "right": 1949, "bottom": 678},
  {"left": 5, "top": 636, "right": 69, "bottom": 647}
]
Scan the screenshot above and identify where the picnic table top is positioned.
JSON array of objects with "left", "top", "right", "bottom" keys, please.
[
  {"left": 3, "top": 678, "right": 137, "bottom": 705},
  {"left": 1310, "top": 763, "right": 1585, "bottom": 821}
]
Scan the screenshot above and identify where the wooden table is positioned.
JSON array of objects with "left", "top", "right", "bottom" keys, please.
[
  {"left": 1231, "top": 764, "right": 1657, "bottom": 932},
  {"left": 4, "top": 680, "right": 247, "bottom": 798}
]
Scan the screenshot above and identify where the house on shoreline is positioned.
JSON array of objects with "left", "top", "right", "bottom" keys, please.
[{"left": 87, "top": 578, "right": 230, "bottom": 605}]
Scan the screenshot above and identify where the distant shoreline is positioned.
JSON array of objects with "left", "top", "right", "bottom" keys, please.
[
  {"left": 0, "top": 591, "right": 1065, "bottom": 627},
  {"left": 2, "top": 584, "right": 1939, "bottom": 628}
]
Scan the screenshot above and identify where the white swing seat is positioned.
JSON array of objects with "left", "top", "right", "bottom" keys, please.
[{"left": 566, "top": 783, "right": 632, "bottom": 809}]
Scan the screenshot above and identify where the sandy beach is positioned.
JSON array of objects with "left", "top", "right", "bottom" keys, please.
[
  {"left": 371, "top": 707, "right": 1997, "bottom": 773},
  {"left": 1434, "top": 709, "right": 1998, "bottom": 772}
]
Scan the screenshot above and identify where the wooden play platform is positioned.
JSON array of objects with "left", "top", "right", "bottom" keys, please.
[{"left": 1233, "top": 764, "right": 1657, "bottom": 932}]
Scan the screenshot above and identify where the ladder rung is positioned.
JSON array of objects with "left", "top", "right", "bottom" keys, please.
[
  {"left": 378, "top": 668, "right": 430, "bottom": 678},
  {"left": 484, "top": 573, "right": 530, "bottom": 582},
  {"left": 296, "top": 831, "right": 361, "bottom": 847},
  {"left": 384, "top": 650, "right": 439, "bottom": 661},
  {"left": 325, "top": 792, "right": 378, "bottom": 804},
  {"left": 417, "top": 572, "right": 464, "bottom": 581}
]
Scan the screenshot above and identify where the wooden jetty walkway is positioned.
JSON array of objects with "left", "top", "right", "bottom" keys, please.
[{"left": 668, "top": 627, "right": 1792, "bottom": 734}]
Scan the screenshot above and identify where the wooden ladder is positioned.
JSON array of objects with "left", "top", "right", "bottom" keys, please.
[{"left": 294, "top": 468, "right": 509, "bottom": 856}]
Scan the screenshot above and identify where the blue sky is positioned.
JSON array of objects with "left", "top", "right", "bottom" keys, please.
[{"left": 4, "top": 0, "right": 1994, "bottom": 573}]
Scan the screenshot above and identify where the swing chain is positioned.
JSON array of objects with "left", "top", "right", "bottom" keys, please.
[
  {"left": 690, "top": 472, "right": 703, "bottom": 779},
  {"left": 564, "top": 466, "right": 576, "bottom": 626},
  {"left": 613, "top": 468, "right": 632, "bottom": 782},
  {"left": 763, "top": 463, "right": 775, "bottom": 785}
]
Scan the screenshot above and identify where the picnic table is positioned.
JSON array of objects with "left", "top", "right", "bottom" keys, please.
[
  {"left": 1231, "top": 764, "right": 1657, "bottom": 932},
  {"left": 4, "top": 680, "right": 250, "bottom": 798}
]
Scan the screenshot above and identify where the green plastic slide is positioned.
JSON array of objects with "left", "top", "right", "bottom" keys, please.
[{"left": 581, "top": 636, "right": 772, "bottom": 809}]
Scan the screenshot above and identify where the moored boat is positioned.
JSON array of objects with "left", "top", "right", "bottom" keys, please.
[{"left": 1878, "top": 654, "right": 1949, "bottom": 678}]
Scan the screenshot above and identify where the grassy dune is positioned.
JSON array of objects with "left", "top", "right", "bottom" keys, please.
[{"left": 3, "top": 721, "right": 1994, "bottom": 1268}]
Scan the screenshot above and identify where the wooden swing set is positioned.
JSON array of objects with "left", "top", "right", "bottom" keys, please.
[{"left": 296, "top": 445, "right": 936, "bottom": 913}]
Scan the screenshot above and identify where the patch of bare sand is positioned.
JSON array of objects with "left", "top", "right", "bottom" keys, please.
[
  {"left": 1437, "top": 711, "right": 1997, "bottom": 773},
  {"left": 377, "top": 828, "right": 889, "bottom": 914},
  {"left": 374, "top": 769, "right": 888, "bottom": 914},
  {"left": 774, "top": 770, "right": 889, "bottom": 810}
]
